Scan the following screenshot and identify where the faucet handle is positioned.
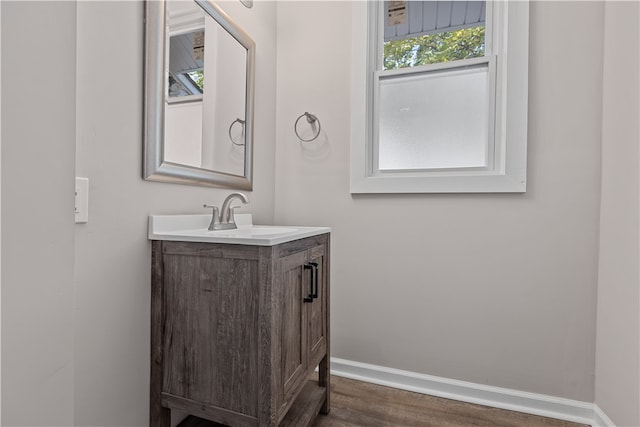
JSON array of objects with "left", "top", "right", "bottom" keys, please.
[
  {"left": 203, "top": 203, "right": 220, "bottom": 215},
  {"left": 227, "top": 205, "right": 243, "bottom": 226},
  {"left": 203, "top": 204, "right": 220, "bottom": 230}
]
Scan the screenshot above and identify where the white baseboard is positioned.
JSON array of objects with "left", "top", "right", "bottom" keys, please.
[
  {"left": 330, "top": 357, "right": 610, "bottom": 427},
  {"left": 592, "top": 405, "right": 617, "bottom": 427}
]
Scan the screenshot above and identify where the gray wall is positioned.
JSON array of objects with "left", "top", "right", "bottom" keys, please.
[
  {"left": 274, "top": 1, "right": 603, "bottom": 401},
  {"left": 1, "top": 2, "right": 77, "bottom": 425},
  {"left": 595, "top": 2, "right": 640, "bottom": 425},
  {"left": 73, "top": 1, "right": 277, "bottom": 425}
]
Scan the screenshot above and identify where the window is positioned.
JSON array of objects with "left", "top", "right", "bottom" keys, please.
[{"left": 350, "top": 1, "right": 529, "bottom": 193}]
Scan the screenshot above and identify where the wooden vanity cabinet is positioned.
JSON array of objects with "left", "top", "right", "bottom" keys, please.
[{"left": 150, "top": 234, "right": 330, "bottom": 427}]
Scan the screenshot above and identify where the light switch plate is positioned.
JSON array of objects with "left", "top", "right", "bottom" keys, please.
[{"left": 75, "top": 177, "right": 89, "bottom": 223}]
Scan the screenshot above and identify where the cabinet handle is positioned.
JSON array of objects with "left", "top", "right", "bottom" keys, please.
[
  {"left": 309, "top": 262, "right": 319, "bottom": 299},
  {"left": 303, "top": 263, "right": 314, "bottom": 303}
]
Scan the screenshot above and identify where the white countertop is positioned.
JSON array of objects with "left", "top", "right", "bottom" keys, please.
[{"left": 148, "top": 214, "right": 330, "bottom": 246}]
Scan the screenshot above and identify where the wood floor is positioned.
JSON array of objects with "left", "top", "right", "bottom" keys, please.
[
  {"left": 313, "top": 376, "right": 589, "bottom": 427},
  {"left": 178, "top": 376, "right": 590, "bottom": 427}
]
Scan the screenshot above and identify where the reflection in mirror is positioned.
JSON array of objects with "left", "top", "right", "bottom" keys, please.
[
  {"left": 164, "top": 1, "right": 248, "bottom": 176},
  {"left": 168, "top": 30, "right": 204, "bottom": 99},
  {"left": 144, "top": 0, "right": 255, "bottom": 189}
]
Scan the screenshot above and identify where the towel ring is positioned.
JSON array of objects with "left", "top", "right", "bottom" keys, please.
[
  {"left": 228, "top": 118, "right": 245, "bottom": 146},
  {"left": 294, "top": 112, "right": 321, "bottom": 142}
]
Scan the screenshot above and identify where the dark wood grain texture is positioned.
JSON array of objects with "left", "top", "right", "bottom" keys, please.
[
  {"left": 150, "top": 240, "right": 171, "bottom": 427},
  {"left": 162, "top": 254, "right": 259, "bottom": 416},
  {"left": 280, "top": 381, "right": 327, "bottom": 427},
  {"left": 257, "top": 245, "right": 277, "bottom": 426},
  {"left": 308, "top": 245, "right": 327, "bottom": 366},
  {"left": 151, "top": 234, "right": 330, "bottom": 427},
  {"left": 162, "top": 394, "right": 257, "bottom": 427},
  {"left": 318, "top": 235, "right": 330, "bottom": 414},
  {"left": 278, "top": 250, "right": 309, "bottom": 407}
]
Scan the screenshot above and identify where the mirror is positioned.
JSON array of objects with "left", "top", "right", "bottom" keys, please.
[{"left": 144, "top": 0, "right": 255, "bottom": 189}]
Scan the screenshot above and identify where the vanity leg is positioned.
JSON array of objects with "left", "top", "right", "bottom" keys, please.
[
  {"left": 150, "top": 403, "right": 170, "bottom": 427},
  {"left": 319, "top": 354, "right": 330, "bottom": 414},
  {"left": 150, "top": 352, "right": 169, "bottom": 427},
  {"left": 150, "top": 240, "right": 170, "bottom": 427},
  {"left": 319, "top": 236, "right": 330, "bottom": 415}
]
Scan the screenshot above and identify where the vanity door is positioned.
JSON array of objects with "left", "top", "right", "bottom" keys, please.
[
  {"left": 276, "top": 241, "right": 329, "bottom": 417},
  {"left": 306, "top": 244, "right": 328, "bottom": 368},
  {"left": 278, "top": 250, "right": 309, "bottom": 410}
]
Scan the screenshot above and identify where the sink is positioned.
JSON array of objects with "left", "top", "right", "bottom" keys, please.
[{"left": 148, "top": 214, "right": 330, "bottom": 246}]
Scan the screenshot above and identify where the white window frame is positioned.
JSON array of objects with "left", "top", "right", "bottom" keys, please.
[{"left": 350, "top": 1, "right": 529, "bottom": 193}]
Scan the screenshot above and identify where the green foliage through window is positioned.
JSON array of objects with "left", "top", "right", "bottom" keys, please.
[
  {"left": 188, "top": 70, "right": 204, "bottom": 91},
  {"left": 384, "top": 26, "right": 485, "bottom": 70}
]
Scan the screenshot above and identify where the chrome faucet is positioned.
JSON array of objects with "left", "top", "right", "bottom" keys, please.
[
  {"left": 221, "top": 192, "right": 249, "bottom": 225},
  {"left": 204, "top": 192, "right": 249, "bottom": 231}
]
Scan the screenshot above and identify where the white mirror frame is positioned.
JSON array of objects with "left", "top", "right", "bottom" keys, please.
[{"left": 144, "top": 0, "right": 255, "bottom": 189}]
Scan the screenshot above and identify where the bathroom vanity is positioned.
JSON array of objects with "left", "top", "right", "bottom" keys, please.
[{"left": 149, "top": 215, "right": 330, "bottom": 427}]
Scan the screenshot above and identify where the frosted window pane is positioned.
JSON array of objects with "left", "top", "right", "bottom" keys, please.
[{"left": 378, "top": 65, "right": 489, "bottom": 170}]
